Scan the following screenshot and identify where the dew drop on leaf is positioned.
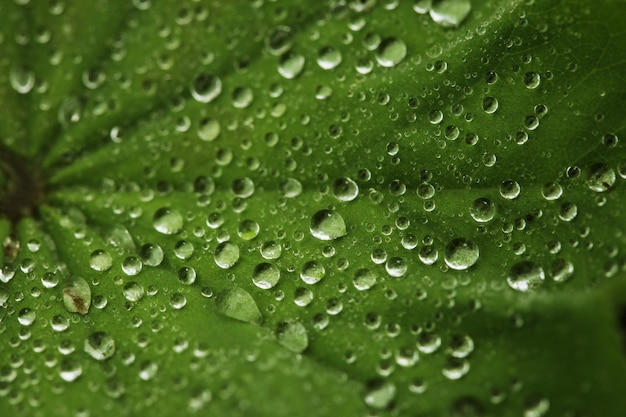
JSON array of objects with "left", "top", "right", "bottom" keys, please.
[
  {"left": 500, "top": 179, "right": 521, "bottom": 200},
  {"left": 444, "top": 238, "right": 479, "bottom": 270},
  {"left": 59, "top": 358, "right": 82, "bottom": 382},
  {"left": 442, "top": 357, "right": 470, "bottom": 380},
  {"left": 63, "top": 277, "right": 91, "bottom": 315},
  {"left": 152, "top": 207, "right": 183, "bottom": 235},
  {"left": 197, "top": 117, "right": 221, "bottom": 141},
  {"left": 482, "top": 96, "right": 499, "bottom": 114},
  {"left": 214, "top": 242, "right": 240, "bottom": 269},
  {"left": 139, "top": 243, "right": 164, "bottom": 267},
  {"left": 449, "top": 334, "right": 474, "bottom": 358},
  {"left": 278, "top": 52, "right": 305, "bottom": 79},
  {"left": 353, "top": 268, "right": 377, "bottom": 290},
  {"left": 310, "top": 209, "right": 347, "bottom": 241},
  {"left": 84, "top": 331, "right": 115, "bottom": 361},
  {"left": 364, "top": 379, "right": 396, "bottom": 410},
  {"left": 524, "top": 71, "right": 541, "bottom": 89},
  {"left": 17, "top": 308, "right": 36, "bottom": 326},
  {"left": 123, "top": 281, "right": 145, "bottom": 302},
  {"left": 550, "top": 259, "right": 574, "bottom": 283},
  {"left": 177, "top": 266, "right": 197, "bottom": 285},
  {"left": 429, "top": 0, "right": 471, "bottom": 28},
  {"left": 317, "top": 46, "right": 343, "bottom": 70},
  {"left": 385, "top": 257, "right": 408, "bottom": 277},
  {"left": 541, "top": 181, "right": 563, "bottom": 200},
  {"left": 214, "top": 287, "right": 263, "bottom": 325},
  {"left": 252, "top": 262, "right": 281, "bottom": 289},
  {"left": 417, "top": 332, "right": 442, "bottom": 354},
  {"left": 280, "top": 178, "right": 303, "bottom": 198},
  {"left": 260, "top": 240, "right": 282, "bottom": 260},
  {"left": 169, "top": 293, "right": 187, "bottom": 310},
  {"left": 469, "top": 198, "right": 495, "bottom": 222},
  {"left": 376, "top": 37, "right": 407, "bottom": 67},
  {"left": 300, "top": 260, "right": 326, "bottom": 285},
  {"left": 332, "top": 177, "right": 359, "bottom": 202},
  {"left": 9, "top": 65, "right": 35, "bottom": 94},
  {"left": 507, "top": 261, "right": 545, "bottom": 292},
  {"left": 265, "top": 26, "right": 293, "bottom": 56},
  {"left": 89, "top": 249, "right": 113, "bottom": 272},
  {"left": 275, "top": 320, "right": 308, "bottom": 353},
  {"left": 190, "top": 73, "right": 222, "bottom": 103}
]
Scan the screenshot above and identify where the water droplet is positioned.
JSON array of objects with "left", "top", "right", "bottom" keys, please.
[
  {"left": 215, "top": 287, "right": 262, "bottom": 325},
  {"left": 280, "top": 178, "right": 303, "bottom": 198},
  {"left": 153, "top": 207, "right": 183, "bottom": 234},
  {"left": 275, "top": 320, "right": 308, "bottom": 353},
  {"left": 18, "top": 308, "right": 36, "bottom": 326},
  {"left": 300, "top": 261, "right": 326, "bottom": 284},
  {"left": 376, "top": 38, "right": 407, "bottom": 67},
  {"left": 232, "top": 86, "right": 254, "bottom": 108},
  {"left": 353, "top": 268, "right": 377, "bottom": 290},
  {"left": 429, "top": 0, "right": 471, "bottom": 27},
  {"left": 139, "top": 243, "right": 164, "bottom": 267},
  {"left": 123, "top": 281, "right": 145, "bottom": 302},
  {"left": 470, "top": 198, "right": 495, "bottom": 222},
  {"left": 177, "top": 266, "right": 197, "bottom": 285},
  {"left": 444, "top": 238, "right": 479, "bottom": 270},
  {"left": 310, "top": 209, "right": 347, "bottom": 240},
  {"left": 317, "top": 46, "right": 342, "bottom": 70},
  {"left": 122, "top": 256, "right": 142, "bottom": 276},
  {"left": 231, "top": 177, "right": 255, "bottom": 198},
  {"left": 364, "top": 379, "right": 396, "bottom": 410},
  {"left": 197, "top": 117, "right": 221, "bottom": 141},
  {"left": 449, "top": 334, "right": 474, "bottom": 358},
  {"left": 10, "top": 66, "right": 35, "bottom": 94},
  {"left": 214, "top": 242, "right": 240, "bottom": 269},
  {"left": 507, "top": 261, "right": 545, "bottom": 292},
  {"left": 558, "top": 202, "right": 577, "bottom": 222},
  {"left": 51, "top": 314, "right": 70, "bottom": 332},
  {"left": 541, "top": 182, "right": 562, "bottom": 200},
  {"left": 266, "top": 26, "right": 293, "bottom": 55},
  {"left": 523, "top": 71, "right": 541, "bottom": 89},
  {"left": 417, "top": 332, "right": 442, "bottom": 353},
  {"left": 260, "top": 240, "right": 282, "bottom": 260},
  {"left": 59, "top": 358, "right": 82, "bottom": 382},
  {"left": 482, "top": 96, "right": 499, "bottom": 114},
  {"left": 551, "top": 259, "right": 574, "bottom": 283},
  {"left": 190, "top": 73, "right": 222, "bottom": 103},
  {"left": 89, "top": 249, "right": 112, "bottom": 271},
  {"left": 442, "top": 357, "right": 470, "bottom": 380},
  {"left": 84, "top": 331, "right": 115, "bottom": 361},
  {"left": 332, "top": 177, "right": 359, "bottom": 202},
  {"left": 237, "top": 219, "right": 260, "bottom": 240},
  {"left": 500, "top": 179, "right": 521, "bottom": 199},
  {"left": 278, "top": 52, "right": 305, "bottom": 79},
  {"left": 419, "top": 245, "right": 439, "bottom": 265},
  {"left": 139, "top": 361, "right": 158, "bottom": 381},
  {"left": 170, "top": 292, "right": 187, "bottom": 310},
  {"left": 587, "top": 163, "right": 615, "bottom": 192},
  {"left": 252, "top": 263, "right": 281, "bottom": 289},
  {"left": 385, "top": 257, "right": 408, "bottom": 277},
  {"left": 63, "top": 277, "right": 91, "bottom": 315}
]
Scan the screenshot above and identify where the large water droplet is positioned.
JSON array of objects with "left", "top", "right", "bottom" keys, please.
[
  {"left": 353, "top": 268, "right": 377, "bottom": 290},
  {"left": 152, "top": 207, "right": 183, "bottom": 234},
  {"left": 84, "top": 331, "right": 115, "bottom": 361},
  {"left": 300, "top": 261, "right": 326, "bottom": 284},
  {"left": 317, "top": 46, "right": 343, "bottom": 70},
  {"left": 444, "top": 238, "right": 479, "bottom": 270},
  {"left": 364, "top": 379, "right": 396, "bottom": 410},
  {"left": 587, "top": 163, "right": 616, "bottom": 192},
  {"left": 469, "top": 198, "right": 495, "bottom": 222},
  {"left": 275, "top": 320, "right": 308, "bottom": 353},
  {"left": 429, "top": 0, "right": 471, "bottom": 28},
  {"left": 215, "top": 287, "right": 262, "bottom": 325},
  {"left": 332, "top": 177, "right": 359, "bottom": 202},
  {"left": 190, "top": 73, "right": 222, "bottom": 103},
  {"left": 252, "top": 262, "right": 281, "bottom": 289},
  {"left": 310, "top": 209, "right": 347, "bottom": 240},
  {"left": 507, "top": 261, "right": 545, "bottom": 292},
  {"left": 376, "top": 38, "right": 407, "bottom": 67},
  {"left": 89, "top": 249, "right": 113, "bottom": 272},
  {"left": 214, "top": 242, "right": 240, "bottom": 269},
  {"left": 278, "top": 52, "right": 305, "bottom": 79}
]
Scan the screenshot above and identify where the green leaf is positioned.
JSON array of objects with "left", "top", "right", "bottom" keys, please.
[{"left": 1, "top": 0, "right": 626, "bottom": 416}]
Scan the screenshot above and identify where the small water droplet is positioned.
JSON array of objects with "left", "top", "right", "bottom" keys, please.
[
  {"left": 89, "top": 249, "right": 113, "bottom": 272},
  {"left": 442, "top": 357, "right": 470, "bottom": 380},
  {"left": 587, "top": 163, "right": 615, "bottom": 192},
  {"left": 482, "top": 96, "right": 499, "bottom": 114},
  {"left": 310, "top": 209, "right": 347, "bottom": 241},
  {"left": 332, "top": 177, "right": 359, "bottom": 202},
  {"left": 541, "top": 182, "right": 562, "bottom": 200},
  {"left": 500, "top": 180, "right": 521, "bottom": 199},
  {"left": 523, "top": 71, "right": 541, "bottom": 89},
  {"left": 278, "top": 52, "right": 305, "bottom": 79},
  {"left": 551, "top": 259, "right": 574, "bottom": 283},
  {"left": 10, "top": 66, "right": 35, "bottom": 94},
  {"left": 18, "top": 308, "right": 36, "bottom": 326},
  {"left": 59, "top": 358, "right": 82, "bottom": 382},
  {"left": 353, "top": 268, "right": 378, "bottom": 290},
  {"left": 317, "top": 46, "right": 343, "bottom": 70}
]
